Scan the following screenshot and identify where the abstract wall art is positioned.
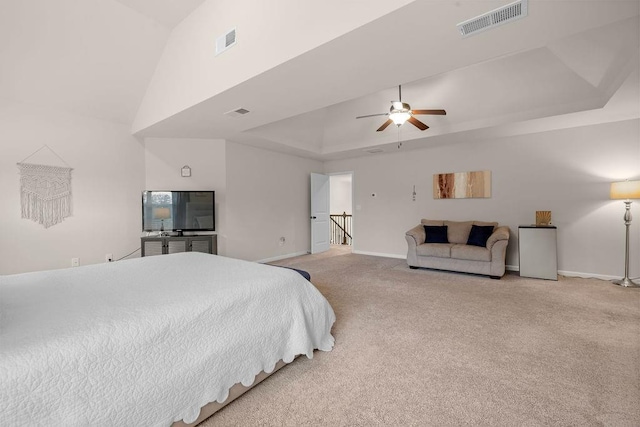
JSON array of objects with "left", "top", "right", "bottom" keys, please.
[{"left": 433, "top": 170, "right": 491, "bottom": 199}]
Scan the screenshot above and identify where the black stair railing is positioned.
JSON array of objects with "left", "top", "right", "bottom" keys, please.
[{"left": 330, "top": 212, "right": 352, "bottom": 245}]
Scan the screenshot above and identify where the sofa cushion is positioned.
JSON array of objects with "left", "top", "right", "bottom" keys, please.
[
  {"left": 473, "top": 221, "right": 499, "bottom": 228},
  {"left": 424, "top": 225, "right": 449, "bottom": 243},
  {"left": 421, "top": 219, "right": 444, "bottom": 226},
  {"left": 451, "top": 244, "right": 491, "bottom": 262},
  {"left": 417, "top": 243, "right": 452, "bottom": 258},
  {"left": 444, "top": 221, "right": 473, "bottom": 244},
  {"left": 467, "top": 225, "right": 495, "bottom": 247}
]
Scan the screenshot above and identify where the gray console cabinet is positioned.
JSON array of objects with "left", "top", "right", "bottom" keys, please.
[{"left": 141, "top": 235, "right": 217, "bottom": 257}]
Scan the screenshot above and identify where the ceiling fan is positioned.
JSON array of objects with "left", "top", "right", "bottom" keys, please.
[{"left": 356, "top": 85, "right": 446, "bottom": 132}]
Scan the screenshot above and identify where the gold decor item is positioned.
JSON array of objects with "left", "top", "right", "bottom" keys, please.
[
  {"left": 536, "top": 211, "right": 552, "bottom": 226},
  {"left": 433, "top": 170, "right": 491, "bottom": 199}
]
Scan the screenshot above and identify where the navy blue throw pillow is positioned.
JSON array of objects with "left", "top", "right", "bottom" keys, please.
[
  {"left": 424, "top": 225, "right": 449, "bottom": 244},
  {"left": 466, "top": 225, "right": 495, "bottom": 247}
]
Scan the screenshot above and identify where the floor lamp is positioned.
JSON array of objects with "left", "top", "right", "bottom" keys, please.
[{"left": 610, "top": 180, "right": 640, "bottom": 287}]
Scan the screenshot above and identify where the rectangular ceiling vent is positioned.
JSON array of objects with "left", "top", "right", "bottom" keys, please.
[
  {"left": 215, "top": 28, "right": 236, "bottom": 56},
  {"left": 224, "top": 107, "right": 250, "bottom": 118},
  {"left": 456, "top": 0, "right": 528, "bottom": 37}
]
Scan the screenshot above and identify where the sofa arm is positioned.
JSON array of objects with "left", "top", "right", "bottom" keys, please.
[
  {"left": 405, "top": 225, "right": 425, "bottom": 245},
  {"left": 490, "top": 239, "right": 509, "bottom": 277},
  {"left": 486, "top": 226, "right": 509, "bottom": 250}
]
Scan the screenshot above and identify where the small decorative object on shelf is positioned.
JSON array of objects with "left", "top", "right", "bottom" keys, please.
[
  {"left": 181, "top": 165, "right": 191, "bottom": 177},
  {"left": 536, "top": 210, "right": 552, "bottom": 226}
]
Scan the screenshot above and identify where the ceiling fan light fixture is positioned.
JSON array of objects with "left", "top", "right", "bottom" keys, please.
[
  {"left": 390, "top": 111, "right": 411, "bottom": 126},
  {"left": 391, "top": 102, "right": 411, "bottom": 110},
  {"left": 356, "top": 85, "right": 445, "bottom": 132}
]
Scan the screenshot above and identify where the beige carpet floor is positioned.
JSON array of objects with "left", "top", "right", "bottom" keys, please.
[{"left": 200, "top": 247, "right": 640, "bottom": 426}]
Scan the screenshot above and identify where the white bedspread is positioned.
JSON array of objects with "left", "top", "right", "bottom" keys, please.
[{"left": 0, "top": 252, "right": 335, "bottom": 426}]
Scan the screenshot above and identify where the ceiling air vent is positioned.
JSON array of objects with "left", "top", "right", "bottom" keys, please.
[
  {"left": 224, "top": 107, "right": 250, "bottom": 118},
  {"left": 215, "top": 28, "right": 236, "bottom": 56},
  {"left": 457, "top": 0, "right": 528, "bottom": 37}
]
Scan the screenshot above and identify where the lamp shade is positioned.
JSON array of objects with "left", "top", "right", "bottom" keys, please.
[
  {"left": 610, "top": 180, "right": 640, "bottom": 200},
  {"left": 153, "top": 207, "right": 171, "bottom": 220}
]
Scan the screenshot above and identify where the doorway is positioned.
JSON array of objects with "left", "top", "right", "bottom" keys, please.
[{"left": 329, "top": 172, "right": 353, "bottom": 250}]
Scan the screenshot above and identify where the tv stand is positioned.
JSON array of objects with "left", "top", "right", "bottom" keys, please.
[{"left": 141, "top": 235, "right": 217, "bottom": 257}]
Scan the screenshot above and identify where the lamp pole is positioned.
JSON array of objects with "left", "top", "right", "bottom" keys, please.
[{"left": 613, "top": 200, "right": 639, "bottom": 287}]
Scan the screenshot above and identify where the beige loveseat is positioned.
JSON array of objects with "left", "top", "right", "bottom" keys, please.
[{"left": 405, "top": 219, "right": 510, "bottom": 279}]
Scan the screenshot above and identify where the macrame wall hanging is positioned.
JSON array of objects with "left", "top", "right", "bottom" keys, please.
[{"left": 17, "top": 145, "right": 73, "bottom": 228}]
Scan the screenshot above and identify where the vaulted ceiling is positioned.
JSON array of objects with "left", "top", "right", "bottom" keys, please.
[
  {"left": 246, "top": 17, "right": 638, "bottom": 159},
  {"left": 2, "top": 1, "right": 638, "bottom": 160},
  {"left": 133, "top": 0, "right": 640, "bottom": 160},
  {"left": 112, "top": 0, "right": 207, "bottom": 28}
]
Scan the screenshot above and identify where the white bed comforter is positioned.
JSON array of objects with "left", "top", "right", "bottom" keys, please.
[{"left": 0, "top": 252, "right": 335, "bottom": 426}]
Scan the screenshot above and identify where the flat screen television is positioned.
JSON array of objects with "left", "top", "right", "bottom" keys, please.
[{"left": 142, "top": 191, "right": 215, "bottom": 233}]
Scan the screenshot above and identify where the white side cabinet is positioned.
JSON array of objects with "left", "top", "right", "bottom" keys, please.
[{"left": 518, "top": 226, "right": 558, "bottom": 280}]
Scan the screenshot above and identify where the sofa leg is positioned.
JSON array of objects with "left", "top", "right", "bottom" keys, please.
[
  {"left": 490, "top": 276, "right": 501, "bottom": 280},
  {"left": 409, "top": 266, "right": 419, "bottom": 269}
]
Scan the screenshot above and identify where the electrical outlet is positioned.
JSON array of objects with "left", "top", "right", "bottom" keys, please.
[
  {"left": 71, "top": 258, "right": 79, "bottom": 267},
  {"left": 106, "top": 254, "right": 113, "bottom": 262}
]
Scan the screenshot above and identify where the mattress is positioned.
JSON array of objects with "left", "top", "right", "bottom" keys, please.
[{"left": 0, "top": 252, "right": 335, "bottom": 426}]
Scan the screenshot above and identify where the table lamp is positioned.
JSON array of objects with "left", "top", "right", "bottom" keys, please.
[{"left": 153, "top": 207, "right": 171, "bottom": 236}]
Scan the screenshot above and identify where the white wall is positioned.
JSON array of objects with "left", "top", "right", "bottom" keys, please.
[
  {"left": 144, "top": 139, "right": 322, "bottom": 262},
  {"left": 330, "top": 174, "right": 352, "bottom": 215},
  {"left": 0, "top": 100, "right": 145, "bottom": 274},
  {"left": 324, "top": 119, "right": 640, "bottom": 279},
  {"left": 144, "top": 137, "right": 226, "bottom": 253},
  {"left": 225, "top": 141, "right": 323, "bottom": 262}
]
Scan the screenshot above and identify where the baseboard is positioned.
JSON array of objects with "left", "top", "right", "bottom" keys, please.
[
  {"left": 506, "top": 264, "right": 631, "bottom": 281},
  {"left": 351, "top": 259, "right": 634, "bottom": 281},
  {"left": 256, "top": 251, "right": 308, "bottom": 264},
  {"left": 557, "top": 270, "right": 629, "bottom": 281},
  {"left": 269, "top": 251, "right": 637, "bottom": 281},
  {"left": 352, "top": 250, "right": 406, "bottom": 259}
]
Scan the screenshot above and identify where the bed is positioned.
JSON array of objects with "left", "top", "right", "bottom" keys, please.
[{"left": 0, "top": 252, "right": 335, "bottom": 426}]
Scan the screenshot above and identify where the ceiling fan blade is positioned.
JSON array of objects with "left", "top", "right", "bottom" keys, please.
[
  {"left": 356, "top": 113, "right": 389, "bottom": 119},
  {"left": 376, "top": 119, "right": 393, "bottom": 132},
  {"left": 408, "top": 116, "right": 429, "bottom": 131},
  {"left": 411, "top": 109, "right": 447, "bottom": 115}
]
